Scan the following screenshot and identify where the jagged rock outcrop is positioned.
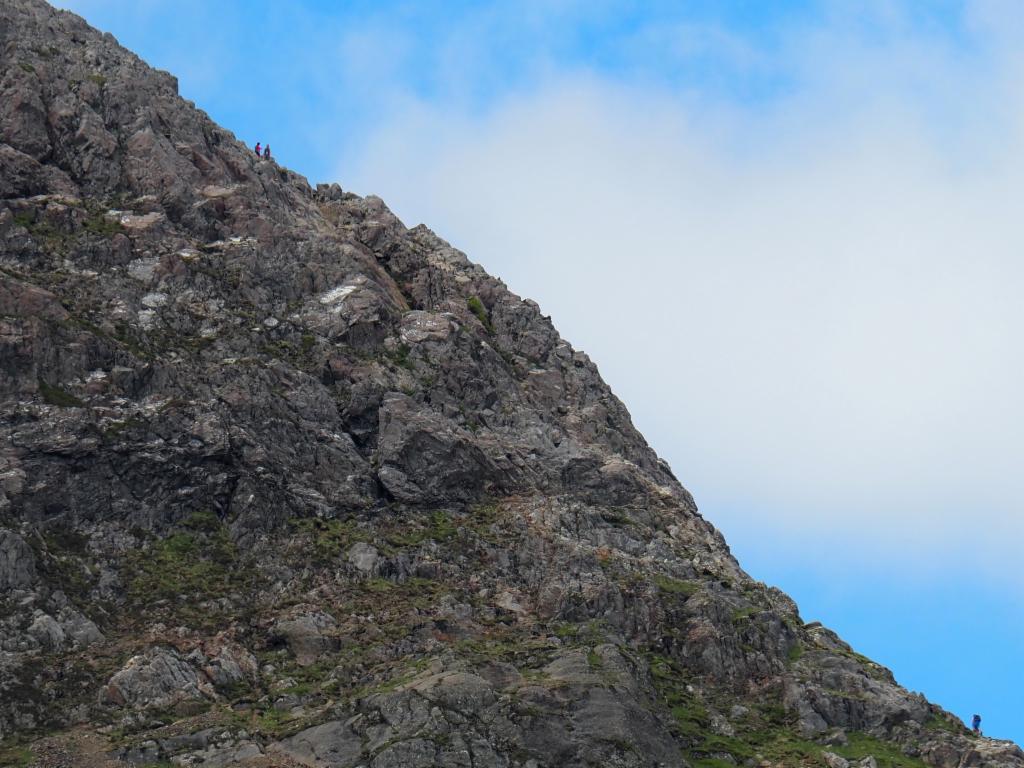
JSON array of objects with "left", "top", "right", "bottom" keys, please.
[{"left": 1, "top": 1, "right": 1022, "bottom": 767}]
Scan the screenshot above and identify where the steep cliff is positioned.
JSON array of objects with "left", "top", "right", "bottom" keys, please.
[{"left": 0, "top": 2, "right": 1020, "bottom": 767}]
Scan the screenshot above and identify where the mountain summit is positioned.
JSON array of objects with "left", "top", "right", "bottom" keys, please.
[{"left": 0, "top": 2, "right": 1019, "bottom": 767}]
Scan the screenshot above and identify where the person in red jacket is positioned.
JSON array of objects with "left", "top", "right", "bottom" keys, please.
[{"left": 254, "top": 141, "right": 261, "bottom": 157}]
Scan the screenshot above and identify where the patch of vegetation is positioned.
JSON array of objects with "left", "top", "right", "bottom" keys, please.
[
  {"left": 787, "top": 642, "right": 804, "bottom": 663},
  {"left": 599, "top": 510, "right": 633, "bottom": 527},
  {"left": 586, "top": 648, "right": 604, "bottom": 669},
  {"left": 30, "top": 45, "right": 59, "bottom": 59},
  {"left": 465, "top": 501, "right": 503, "bottom": 543},
  {"left": 388, "top": 343, "right": 414, "bottom": 369},
  {"left": 552, "top": 622, "right": 580, "bottom": 640},
  {"left": 647, "top": 650, "right": 836, "bottom": 768},
  {"left": 18, "top": 62, "right": 35, "bottom": 74},
  {"left": 12, "top": 211, "right": 35, "bottom": 229},
  {"left": 467, "top": 296, "right": 494, "bottom": 334},
  {"left": 742, "top": 730, "right": 822, "bottom": 765},
  {"left": 38, "top": 378, "right": 84, "bottom": 407},
  {"left": 0, "top": 743, "right": 33, "bottom": 767},
  {"left": 653, "top": 574, "right": 700, "bottom": 597},
  {"left": 382, "top": 509, "right": 457, "bottom": 549},
  {"left": 428, "top": 509, "right": 456, "bottom": 541},
  {"left": 833, "top": 733, "right": 931, "bottom": 768},
  {"left": 925, "top": 714, "right": 963, "bottom": 734},
  {"left": 731, "top": 606, "right": 757, "bottom": 623},
  {"left": 44, "top": 524, "right": 90, "bottom": 556},
  {"left": 82, "top": 210, "right": 123, "bottom": 237},
  {"left": 125, "top": 513, "right": 250, "bottom": 624},
  {"left": 102, "top": 416, "right": 147, "bottom": 441},
  {"left": 690, "top": 758, "right": 741, "bottom": 768},
  {"left": 647, "top": 653, "right": 708, "bottom": 740},
  {"left": 88, "top": 73, "right": 107, "bottom": 87},
  {"left": 107, "top": 320, "right": 150, "bottom": 358},
  {"left": 290, "top": 516, "right": 367, "bottom": 563},
  {"left": 30, "top": 527, "right": 94, "bottom": 604}
]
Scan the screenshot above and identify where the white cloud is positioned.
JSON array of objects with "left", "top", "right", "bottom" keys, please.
[{"left": 340, "top": 6, "right": 1024, "bottom": 587}]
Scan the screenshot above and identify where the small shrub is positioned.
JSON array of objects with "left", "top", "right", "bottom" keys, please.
[
  {"left": 12, "top": 211, "right": 35, "bottom": 229},
  {"left": 467, "top": 296, "right": 493, "bottom": 333},
  {"left": 0, "top": 743, "right": 33, "bottom": 768},
  {"left": 82, "top": 211, "right": 123, "bottom": 237},
  {"left": 428, "top": 509, "right": 456, "bottom": 541},
  {"left": 388, "top": 343, "right": 413, "bottom": 369},
  {"left": 787, "top": 642, "right": 804, "bottom": 663},
  {"left": 731, "top": 606, "right": 757, "bottom": 623},
  {"left": 653, "top": 574, "right": 699, "bottom": 597},
  {"left": 290, "top": 517, "right": 366, "bottom": 562},
  {"left": 38, "top": 379, "right": 84, "bottom": 407}
]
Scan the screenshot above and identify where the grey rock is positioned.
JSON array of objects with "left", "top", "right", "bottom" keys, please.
[
  {"left": 99, "top": 647, "right": 212, "bottom": 710},
  {"left": 269, "top": 720, "right": 362, "bottom": 767},
  {"left": 347, "top": 541, "right": 379, "bottom": 573},
  {"left": 57, "top": 608, "right": 104, "bottom": 649},
  {"left": 0, "top": 530, "right": 36, "bottom": 591},
  {"left": 823, "top": 752, "right": 851, "bottom": 768},
  {"left": 27, "top": 613, "right": 65, "bottom": 650},
  {"left": 271, "top": 612, "right": 340, "bottom": 666}
]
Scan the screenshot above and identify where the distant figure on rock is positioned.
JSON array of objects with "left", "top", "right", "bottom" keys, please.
[
  {"left": 254, "top": 141, "right": 261, "bottom": 157},
  {"left": 263, "top": 144, "right": 271, "bottom": 160},
  {"left": 972, "top": 714, "right": 982, "bottom": 735}
]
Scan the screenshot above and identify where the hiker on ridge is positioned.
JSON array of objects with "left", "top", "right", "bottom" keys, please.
[
  {"left": 263, "top": 144, "right": 271, "bottom": 160},
  {"left": 972, "top": 714, "right": 982, "bottom": 735},
  {"left": 254, "top": 141, "right": 261, "bottom": 157}
]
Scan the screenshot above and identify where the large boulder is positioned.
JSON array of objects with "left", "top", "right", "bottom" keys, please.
[
  {"left": 0, "top": 530, "right": 37, "bottom": 591},
  {"left": 99, "top": 647, "right": 213, "bottom": 710}
]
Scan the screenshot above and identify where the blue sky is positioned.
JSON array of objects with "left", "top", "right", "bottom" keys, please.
[{"left": 58, "top": 0, "right": 1023, "bottom": 742}]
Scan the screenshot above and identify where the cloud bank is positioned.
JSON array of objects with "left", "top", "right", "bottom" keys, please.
[{"left": 340, "top": 3, "right": 1024, "bottom": 586}]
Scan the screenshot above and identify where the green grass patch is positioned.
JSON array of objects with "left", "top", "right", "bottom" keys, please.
[
  {"left": 787, "top": 642, "right": 804, "bottom": 663},
  {"left": 290, "top": 516, "right": 367, "bottom": 563},
  {"left": 925, "top": 714, "right": 963, "bottom": 734},
  {"left": 82, "top": 210, "right": 123, "bottom": 237},
  {"left": 38, "top": 378, "right": 84, "bottom": 407},
  {"left": 0, "top": 743, "right": 33, "bottom": 767},
  {"left": 731, "top": 606, "right": 757, "bottom": 623},
  {"left": 587, "top": 649, "right": 604, "bottom": 669},
  {"left": 833, "top": 732, "right": 931, "bottom": 768},
  {"left": 691, "top": 759, "right": 740, "bottom": 768},
  {"left": 125, "top": 514, "right": 248, "bottom": 622},
  {"left": 428, "top": 509, "right": 456, "bottom": 541},
  {"left": 599, "top": 510, "right": 633, "bottom": 527},
  {"left": 388, "top": 343, "right": 414, "bottom": 369},
  {"left": 467, "top": 296, "right": 494, "bottom": 334},
  {"left": 102, "top": 416, "right": 147, "bottom": 441},
  {"left": 653, "top": 574, "right": 700, "bottom": 597}
]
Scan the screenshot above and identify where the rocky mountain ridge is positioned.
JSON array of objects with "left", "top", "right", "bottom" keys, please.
[{"left": 0, "top": 1, "right": 1021, "bottom": 767}]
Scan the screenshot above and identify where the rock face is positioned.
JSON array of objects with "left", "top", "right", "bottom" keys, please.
[{"left": 0, "top": 1, "right": 1021, "bottom": 767}]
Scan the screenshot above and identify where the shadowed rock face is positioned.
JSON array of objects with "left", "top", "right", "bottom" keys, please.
[{"left": 0, "top": 2, "right": 1020, "bottom": 767}]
